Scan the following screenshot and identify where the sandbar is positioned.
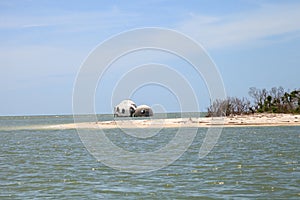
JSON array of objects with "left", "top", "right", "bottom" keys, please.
[{"left": 44, "top": 113, "right": 300, "bottom": 130}]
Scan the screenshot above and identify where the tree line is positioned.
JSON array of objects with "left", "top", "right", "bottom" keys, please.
[{"left": 207, "top": 87, "right": 300, "bottom": 117}]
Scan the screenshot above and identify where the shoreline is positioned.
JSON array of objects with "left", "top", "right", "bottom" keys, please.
[{"left": 43, "top": 113, "right": 300, "bottom": 130}]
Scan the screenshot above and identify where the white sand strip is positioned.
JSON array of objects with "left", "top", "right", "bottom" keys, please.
[{"left": 43, "top": 113, "right": 300, "bottom": 130}]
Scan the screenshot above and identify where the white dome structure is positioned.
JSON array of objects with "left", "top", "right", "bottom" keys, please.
[
  {"left": 114, "top": 100, "right": 137, "bottom": 117},
  {"left": 133, "top": 105, "right": 153, "bottom": 117}
]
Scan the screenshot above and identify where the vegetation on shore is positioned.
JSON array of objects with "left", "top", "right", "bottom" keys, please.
[{"left": 207, "top": 87, "right": 300, "bottom": 117}]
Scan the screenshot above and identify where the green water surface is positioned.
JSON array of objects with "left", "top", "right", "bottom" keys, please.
[{"left": 0, "top": 115, "right": 299, "bottom": 199}]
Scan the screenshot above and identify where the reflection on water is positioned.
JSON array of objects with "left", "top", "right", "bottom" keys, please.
[{"left": 0, "top": 115, "right": 299, "bottom": 199}]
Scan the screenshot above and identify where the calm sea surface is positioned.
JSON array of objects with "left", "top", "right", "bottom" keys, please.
[{"left": 0, "top": 115, "right": 299, "bottom": 199}]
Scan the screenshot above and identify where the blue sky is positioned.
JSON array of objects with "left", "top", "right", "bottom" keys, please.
[{"left": 1, "top": 0, "right": 300, "bottom": 115}]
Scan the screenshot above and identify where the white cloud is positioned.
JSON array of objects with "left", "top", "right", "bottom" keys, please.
[{"left": 178, "top": 3, "right": 300, "bottom": 49}]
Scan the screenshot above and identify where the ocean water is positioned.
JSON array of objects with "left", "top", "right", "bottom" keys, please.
[{"left": 0, "top": 115, "right": 299, "bottom": 199}]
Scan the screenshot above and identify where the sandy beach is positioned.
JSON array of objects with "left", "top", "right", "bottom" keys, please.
[{"left": 44, "top": 113, "right": 300, "bottom": 130}]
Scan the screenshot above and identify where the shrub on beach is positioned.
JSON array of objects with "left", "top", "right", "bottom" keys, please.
[
  {"left": 206, "top": 97, "right": 251, "bottom": 117},
  {"left": 207, "top": 86, "right": 300, "bottom": 117},
  {"left": 249, "top": 87, "right": 300, "bottom": 114}
]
